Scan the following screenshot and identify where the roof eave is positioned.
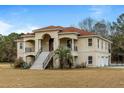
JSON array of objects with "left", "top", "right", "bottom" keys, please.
[
  {"left": 21, "top": 35, "right": 35, "bottom": 38},
  {"left": 59, "top": 32, "right": 79, "bottom": 35},
  {"left": 33, "top": 28, "right": 63, "bottom": 33}
]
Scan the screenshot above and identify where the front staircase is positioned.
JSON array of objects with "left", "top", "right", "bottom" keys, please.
[{"left": 30, "top": 51, "right": 54, "bottom": 70}]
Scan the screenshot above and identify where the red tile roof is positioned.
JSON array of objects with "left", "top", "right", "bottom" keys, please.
[
  {"left": 78, "top": 29, "right": 96, "bottom": 36},
  {"left": 61, "top": 27, "right": 96, "bottom": 36},
  {"left": 38, "top": 26, "right": 96, "bottom": 36},
  {"left": 35, "top": 25, "right": 64, "bottom": 30},
  {"left": 27, "top": 26, "right": 96, "bottom": 36}
]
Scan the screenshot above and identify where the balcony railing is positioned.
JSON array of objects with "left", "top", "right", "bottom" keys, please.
[
  {"left": 25, "top": 48, "right": 35, "bottom": 52},
  {"left": 67, "top": 46, "right": 78, "bottom": 51}
]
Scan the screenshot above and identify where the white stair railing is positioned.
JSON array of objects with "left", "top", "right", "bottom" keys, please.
[
  {"left": 35, "top": 48, "right": 42, "bottom": 60},
  {"left": 31, "top": 48, "right": 42, "bottom": 66},
  {"left": 43, "top": 51, "right": 54, "bottom": 69}
]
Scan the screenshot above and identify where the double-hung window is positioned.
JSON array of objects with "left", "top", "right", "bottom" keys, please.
[
  {"left": 88, "top": 56, "right": 93, "bottom": 64},
  {"left": 20, "top": 42, "right": 23, "bottom": 49},
  {"left": 88, "top": 38, "right": 92, "bottom": 46}
]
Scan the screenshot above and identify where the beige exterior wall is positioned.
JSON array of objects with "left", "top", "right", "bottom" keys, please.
[
  {"left": 77, "top": 36, "right": 111, "bottom": 67},
  {"left": 77, "top": 37, "right": 96, "bottom": 52},
  {"left": 17, "top": 36, "right": 35, "bottom": 62},
  {"left": 17, "top": 30, "right": 112, "bottom": 67},
  {"left": 17, "top": 41, "right": 24, "bottom": 59},
  {"left": 78, "top": 52, "right": 97, "bottom": 66}
]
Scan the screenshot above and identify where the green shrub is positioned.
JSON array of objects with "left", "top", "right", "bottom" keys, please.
[
  {"left": 22, "top": 62, "right": 31, "bottom": 69},
  {"left": 13, "top": 57, "right": 31, "bottom": 69},
  {"left": 13, "top": 57, "right": 24, "bottom": 68}
]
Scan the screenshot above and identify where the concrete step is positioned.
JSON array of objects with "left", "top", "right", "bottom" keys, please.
[{"left": 30, "top": 52, "right": 50, "bottom": 69}]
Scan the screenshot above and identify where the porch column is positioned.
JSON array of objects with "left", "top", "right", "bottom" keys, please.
[
  {"left": 35, "top": 39, "right": 39, "bottom": 53},
  {"left": 54, "top": 38, "right": 59, "bottom": 50},
  {"left": 23, "top": 41, "right": 26, "bottom": 53},
  {"left": 38, "top": 39, "right": 42, "bottom": 51},
  {"left": 109, "top": 55, "right": 111, "bottom": 65},
  {"left": 23, "top": 40, "right": 26, "bottom": 62},
  {"left": 71, "top": 39, "right": 74, "bottom": 51}
]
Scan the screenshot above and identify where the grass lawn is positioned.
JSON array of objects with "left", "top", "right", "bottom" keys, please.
[{"left": 0, "top": 64, "right": 124, "bottom": 88}]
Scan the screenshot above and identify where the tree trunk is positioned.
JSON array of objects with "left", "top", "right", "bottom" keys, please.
[
  {"left": 69, "top": 62, "right": 72, "bottom": 68},
  {"left": 60, "top": 59, "right": 64, "bottom": 69}
]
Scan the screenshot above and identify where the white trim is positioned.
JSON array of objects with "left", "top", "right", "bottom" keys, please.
[
  {"left": 78, "top": 50, "right": 111, "bottom": 54},
  {"left": 33, "top": 28, "right": 62, "bottom": 33},
  {"left": 58, "top": 32, "right": 79, "bottom": 35},
  {"left": 21, "top": 35, "right": 35, "bottom": 38},
  {"left": 15, "top": 39, "right": 23, "bottom": 42}
]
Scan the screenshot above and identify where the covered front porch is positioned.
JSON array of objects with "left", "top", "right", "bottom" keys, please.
[
  {"left": 59, "top": 37, "right": 78, "bottom": 67},
  {"left": 59, "top": 38, "right": 78, "bottom": 52},
  {"left": 25, "top": 40, "right": 35, "bottom": 53},
  {"left": 35, "top": 33, "right": 57, "bottom": 52}
]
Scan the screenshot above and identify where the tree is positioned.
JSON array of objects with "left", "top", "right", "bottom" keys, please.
[
  {"left": 0, "top": 33, "right": 20, "bottom": 62},
  {"left": 109, "top": 13, "right": 124, "bottom": 63},
  {"left": 78, "top": 17, "right": 96, "bottom": 32},
  {"left": 93, "top": 20, "right": 111, "bottom": 37},
  {"left": 111, "top": 35, "right": 124, "bottom": 54},
  {"left": 111, "top": 13, "right": 124, "bottom": 53},
  {"left": 54, "top": 47, "right": 73, "bottom": 69},
  {"left": 112, "top": 13, "right": 124, "bottom": 35},
  {"left": 78, "top": 18, "right": 112, "bottom": 38}
]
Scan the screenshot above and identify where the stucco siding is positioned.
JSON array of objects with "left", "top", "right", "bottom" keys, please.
[
  {"left": 17, "top": 41, "right": 24, "bottom": 59},
  {"left": 78, "top": 51, "right": 97, "bottom": 66},
  {"left": 77, "top": 37, "right": 96, "bottom": 52},
  {"left": 77, "top": 36, "right": 111, "bottom": 67},
  {"left": 16, "top": 28, "right": 112, "bottom": 68}
]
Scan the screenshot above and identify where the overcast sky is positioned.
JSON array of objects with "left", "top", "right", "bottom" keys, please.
[{"left": 0, "top": 5, "right": 124, "bottom": 35}]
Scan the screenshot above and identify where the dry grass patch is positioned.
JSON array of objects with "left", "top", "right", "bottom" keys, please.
[
  {"left": 0, "top": 64, "right": 124, "bottom": 87},
  {"left": 0, "top": 63, "right": 11, "bottom": 69}
]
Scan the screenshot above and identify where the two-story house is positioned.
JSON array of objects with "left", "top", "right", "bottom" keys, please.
[{"left": 16, "top": 26, "right": 112, "bottom": 69}]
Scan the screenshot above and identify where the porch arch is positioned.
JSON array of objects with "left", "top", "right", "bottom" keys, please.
[
  {"left": 41, "top": 34, "right": 54, "bottom": 51},
  {"left": 26, "top": 55, "right": 35, "bottom": 64},
  {"left": 25, "top": 40, "right": 35, "bottom": 52},
  {"left": 59, "top": 37, "right": 78, "bottom": 51}
]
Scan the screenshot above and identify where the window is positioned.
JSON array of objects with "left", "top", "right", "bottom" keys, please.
[
  {"left": 97, "top": 39, "right": 99, "bottom": 48},
  {"left": 88, "top": 56, "right": 93, "bottom": 64},
  {"left": 88, "top": 38, "right": 92, "bottom": 46},
  {"left": 20, "top": 42, "right": 23, "bottom": 49}
]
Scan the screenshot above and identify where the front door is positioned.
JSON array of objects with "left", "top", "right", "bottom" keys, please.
[
  {"left": 49, "top": 38, "right": 54, "bottom": 51},
  {"left": 67, "top": 40, "right": 72, "bottom": 49}
]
